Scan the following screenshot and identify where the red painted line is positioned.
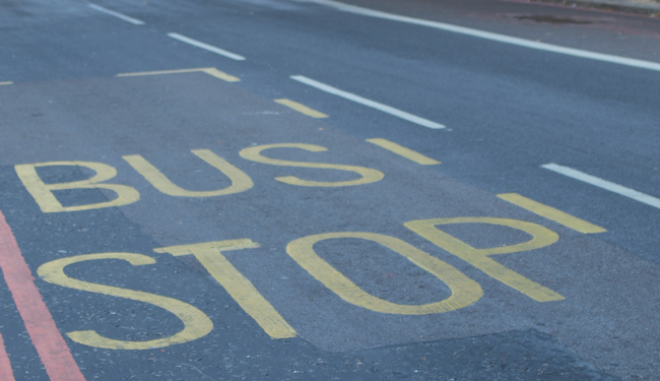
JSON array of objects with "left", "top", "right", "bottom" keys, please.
[
  {"left": 0, "top": 211, "right": 86, "bottom": 381},
  {"left": 0, "top": 332, "right": 16, "bottom": 381}
]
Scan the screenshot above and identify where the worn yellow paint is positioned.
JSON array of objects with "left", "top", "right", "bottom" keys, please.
[
  {"left": 37, "top": 253, "right": 213, "bottom": 350},
  {"left": 154, "top": 240, "right": 296, "bottom": 339},
  {"left": 274, "top": 99, "right": 328, "bottom": 118},
  {"left": 117, "top": 67, "right": 239, "bottom": 82},
  {"left": 200, "top": 68, "right": 240, "bottom": 82},
  {"left": 366, "top": 138, "right": 440, "bottom": 165},
  {"left": 405, "top": 217, "right": 564, "bottom": 302},
  {"left": 239, "top": 143, "right": 384, "bottom": 187},
  {"left": 286, "top": 232, "right": 483, "bottom": 314},
  {"left": 15, "top": 161, "right": 140, "bottom": 213},
  {"left": 0, "top": 81, "right": 12, "bottom": 86},
  {"left": 123, "top": 149, "right": 253, "bottom": 197},
  {"left": 497, "top": 193, "right": 606, "bottom": 234}
]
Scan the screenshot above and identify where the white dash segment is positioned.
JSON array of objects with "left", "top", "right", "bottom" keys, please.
[
  {"left": 88, "top": 4, "right": 145, "bottom": 25},
  {"left": 542, "top": 163, "right": 660, "bottom": 210},
  {"left": 290, "top": 75, "right": 445, "bottom": 129},
  {"left": 296, "top": 0, "right": 660, "bottom": 73},
  {"left": 168, "top": 33, "right": 245, "bottom": 61}
]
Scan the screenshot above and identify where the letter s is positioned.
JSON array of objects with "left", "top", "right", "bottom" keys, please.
[{"left": 37, "top": 253, "right": 213, "bottom": 350}]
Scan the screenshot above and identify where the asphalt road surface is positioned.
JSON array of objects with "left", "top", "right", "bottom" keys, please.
[{"left": 1, "top": 0, "right": 659, "bottom": 380}]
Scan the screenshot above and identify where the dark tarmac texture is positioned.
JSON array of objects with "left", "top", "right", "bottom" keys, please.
[{"left": 0, "top": 0, "right": 658, "bottom": 380}]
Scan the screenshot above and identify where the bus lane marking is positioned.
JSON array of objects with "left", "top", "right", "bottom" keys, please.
[
  {"left": 15, "top": 144, "right": 384, "bottom": 213},
  {"left": 366, "top": 138, "right": 440, "bottom": 165},
  {"left": 37, "top": 253, "right": 213, "bottom": 350},
  {"left": 168, "top": 33, "right": 246, "bottom": 61},
  {"left": 15, "top": 161, "right": 140, "bottom": 213},
  {"left": 0, "top": 332, "right": 16, "bottom": 381},
  {"left": 88, "top": 4, "right": 145, "bottom": 25},
  {"left": 0, "top": 211, "right": 86, "bottom": 381},
  {"left": 123, "top": 149, "right": 253, "bottom": 197},
  {"left": 542, "top": 163, "right": 660, "bottom": 210},
  {"left": 290, "top": 75, "right": 446, "bottom": 129},
  {"left": 274, "top": 99, "right": 328, "bottom": 118},
  {"left": 239, "top": 143, "right": 384, "bottom": 187},
  {"left": 117, "top": 67, "right": 240, "bottom": 82},
  {"left": 286, "top": 232, "right": 483, "bottom": 314},
  {"left": 405, "top": 217, "right": 564, "bottom": 302},
  {"left": 154, "top": 240, "right": 297, "bottom": 339},
  {"left": 498, "top": 193, "right": 606, "bottom": 234}
]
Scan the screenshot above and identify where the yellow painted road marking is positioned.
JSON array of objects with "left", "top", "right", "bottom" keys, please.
[
  {"left": 123, "top": 149, "right": 253, "bottom": 197},
  {"left": 497, "top": 193, "right": 606, "bottom": 234},
  {"left": 0, "top": 81, "right": 12, "bottom": 86},
  {"left": 286, "top": 232, "right": 482, "bottom": 314},
  {"left": 405, "top": 217, "right": 564, "bottom": 302},
  {"left": 274, "top": 99, "right": 328, "bottom": 118},
  {"left": 38, "top": 253, "right": 213, "bottom": 350},
  {"left": 239, "top": 143, "right": 384, "bottom": 187},
  {"left": 15, "top": 161, "right": 140, "bottom": 213},
  {"left": 117, "top": 67, "right": 239, "bottom": 82},
  {"left": 366, "top": 138, "right": 440, "bottom": 165},
  {"left": 155, "top": 240, "right": 297, "bottom": 339}
]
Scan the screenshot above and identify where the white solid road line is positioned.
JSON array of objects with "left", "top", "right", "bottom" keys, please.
[
  {"left": 290, "top": 75, "right": 445, "bottom": 129},
  {"left": 168, "top": 33, "right": 246, "bottom": 61},
  {"left": 295, "top": 0, "right": 660, "bottom": 73},
  {"left": 88, "top": 4, "right": 145, "bottom": 25},
  {"left": 542, "top": 163, "right": 660, "bottom": 210}
]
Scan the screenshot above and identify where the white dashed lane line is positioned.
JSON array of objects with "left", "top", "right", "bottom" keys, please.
[
  {"left": 290, "top": 75, "right": 445, "bottom": 129},
  {"left": 88, "top": 4, "right": 145, "bottom": 25},
  {"left": 168, "top": 33, "right": 246, "bottom": 61},
  {"left": 542, "top": 163, "right": 660, "bottom": 210}
]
